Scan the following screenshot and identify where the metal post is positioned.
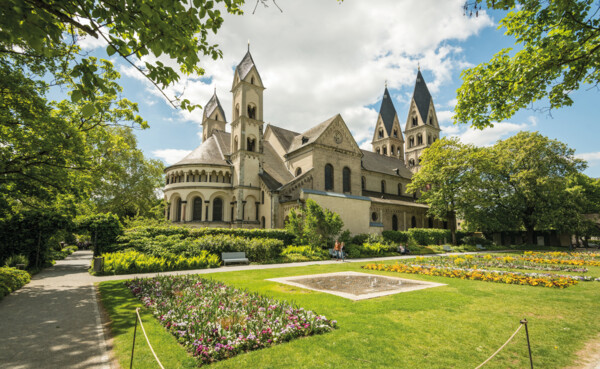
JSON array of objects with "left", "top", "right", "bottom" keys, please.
[
  {"left": 130, "top": 312, "right": 139, "bottom": 369},
  {"left": 520, "top": 319, "right": 533, "bottom": 369}
]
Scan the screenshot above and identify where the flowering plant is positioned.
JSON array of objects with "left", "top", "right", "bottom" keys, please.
[{"left": 126, "top": 275, "right": 336, "bottom": 365}]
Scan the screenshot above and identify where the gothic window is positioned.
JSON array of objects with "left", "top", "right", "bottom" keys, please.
[
  {"left": 324, "top": 164, "right": 334, "bottom": 191},
  {"left": 381, "top": 180, "right": 386, "bottom": 194},
  {"left": 398, "top": 183, "right": 402, "bottom": 195},
  {"left": 392, "top": 215, "right": 398, "bottom": 231},
  {"left": 412, "top": 117, "right": 417, "bottom": 126},
  {"left": 247, "top": 138, "right": 256, "bottom": 152},
  {"left": 361, "top": 176, "right": 366, "bottom": 190},
  {"left": 378, "top": 129, "right": 384, "bottom": 138},
  {"left": 295, "top": 167, "right": 302, "bottom": 176},
  {"left": 417, "top": 134, "right": 423, "bottom": 145},
  {"left": 192, "top": 197, "right": 203, "bottom": 221},
  {"left": 393, "top": 129, "right": 398, "bottom": 138},
  {"left": 247, "top": 105, "right": 257, "bottom": 119},
  {"left": 343, "top": 167, "right": 351, "bottom": 193},
  {"left": 212, "top": 198, "right": 223, "bottom": 221},
  {"left": 409, "top": 136, "right": 414, "bottom": 148},
  {"left": 383, "top": 146, "right": 387, "bottom": 155},
  {"left": 411, "top": 216, "right": 417, "bottom": 228}
]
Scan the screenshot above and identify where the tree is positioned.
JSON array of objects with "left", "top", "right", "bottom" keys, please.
[
  {"left": 565, "top": 173, "right": 600, "bottom": 246},
  {"left": 285, "top": 199, "right": 344, "bottom": 248},
  {"left": 455, "top": 0, "right": 600, "bottom": 128},
  {"left": 406, "top": 138, "right": 480, "bottom": 245}
]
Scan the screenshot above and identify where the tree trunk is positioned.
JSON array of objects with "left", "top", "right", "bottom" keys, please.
[{"left": 526, "top": 227, "right": 535, "bottom": 245}]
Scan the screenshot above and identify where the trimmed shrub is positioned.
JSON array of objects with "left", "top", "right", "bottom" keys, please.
[
  {"left": 407, "top": 228, "right": 451, "bottom": 246},
  {"left": 345, "top": 243, "right": 362, "bottom": 259},
  {"left": 76, "top": 213, "right": 123, "bottom": 256},
  {"left": 0, "top": 267, "right": 31, "bottom": 298},
  {"left": 361, "top": 242, "right": 396, "bottom": 256},
  {"left": 281, "top": 245, "right": 329, "bottom": 261},
  {"left": 350, "top": 234, "right": 369, "bottom": 246},
  {"left": 98, "top": 250, "right": 220, "bottom": 275},
  {"left": 461, "top": 236, "right": 494, "bottom": 247},
  {"left": 382, "top": 230, "right": 410, "bottom": 244}
]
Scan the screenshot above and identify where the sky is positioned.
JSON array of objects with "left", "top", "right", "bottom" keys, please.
[{"left": 78, "top": 0, "right": 600, "bottom": 177}]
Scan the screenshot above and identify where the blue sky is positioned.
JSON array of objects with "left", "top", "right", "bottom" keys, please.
[{"left": 76, "top": 0, "right": 600, "bottom": 177}]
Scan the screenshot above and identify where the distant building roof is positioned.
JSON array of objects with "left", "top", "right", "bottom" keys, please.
[
  {"left": 412, "top": 70, "right": 432, "bottom": 123},
  {"left": 171, "top": 134, "right": 229, "bottom": 167},
  {"left": 361, "top": 149, "right": 412, "bottom": 178},
  {"left": 268, "top": 124, "right": 300, "bottom": 152},
  {"left": 379, "top": 86, "right": 398, "bottom": 135},
  {"left": 287, "top": 114, "right": 339, "bottom": 154}
]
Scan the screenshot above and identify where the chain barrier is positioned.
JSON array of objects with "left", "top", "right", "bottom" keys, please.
[
  {"left": 474, "top": 319, "right": 533, "bottom": 369},
  {"left": 130, "top": 307, "right": 165, "bottom": 369}
]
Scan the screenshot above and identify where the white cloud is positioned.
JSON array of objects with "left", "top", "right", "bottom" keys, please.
[
  {"left": 443, "top": 121, "right": 531, "bottom": 147},
  {"left": 152, "top": 149, "right": 192, "bottom": 165},
  {"left": 576, "top": 152, "right": 600, "bottom": 167},
  {"left": 436, "top": 110, "right": 454, "bottom": 123},
  {"left": 126, "top": 0, "right": 493, "bottom": 140}
]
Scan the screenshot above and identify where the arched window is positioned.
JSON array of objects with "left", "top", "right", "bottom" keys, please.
[
  {"left": 429, "top": 117, "right": 433, "bottom": 125},
  {"left": 361, "top": 176, "right": 366, "bottom": 190},
  {"left": 234, "top": 136, "right": 239, "bottom": 151},
  {"left": 409, "top": 159, "right": 415, "bottom": 167},
  {"left": 393, "top": 129, "right": 398, "bottom": 138},
  {"left": 295, "top": 167, "right": 302, "bottom": 176},
  {"left": 251, "top": 76, "right": 255, "bottom": 84},
  {"left": 383, "top": 146, "right": 387, "bottom": 155},
  {"left": 417, "top": 134, "right": 423, "bottom": 145},
  {"left": 166, "top": 176, "right": 169, "bottom": 185},
  {"left": 192, "top": 197, "right": 203, "bottom": 221},
  {"left": 412, "top": 117, "right": 418, "bottom": 126},
  {"left": 371, "top": 212, "right": 378, "bottom": 222},
  {"left": 247, "top": 137, "right": 256, "bottom": 152},
  {"left": 261, "top": 216, "right": 265, "bottom": 229},
  {"left": 398, "top": 183, "right": 402, "bottom": 195},
  {"left": 409, "top": 136, "right": 414, "bottom": 148},
  {"left": 392, "top": 215, "right": 398, "bottom": 231},
  {"left": 381, "top": 180, "right": 386, "bottom": 194},
  {"left": 234, "top": 103, "right": 240, "bottom": 120},
  {"left": 378, "top": 129, "right": 384, "bottom": 138},
  {"left": 212, "top": 198, "right": 223, "bottom": 221},
  {"left": 343, "top": 167, "right": 351, "bottom": 193},
  {"left": 391, "top": 145, "right": 395, "bottom": 155},
  {"left": 411, "top": 216, "right": 417, "bottom": 228},
  {"left": 247, "top": 104, "right": 256, "bottom": 119},
  {"left": 428, "top": 135, "right": 432, "bottom": 145},
  {"left": 174, "top": 198, "right": 182, "bottom": 222},
  {"left": 261, "top": 191, "right": 265, "bottom": 204},
  {"left": 376, "top": 147, "right": 381, "bottom": 154},
  {"left": 324, "top": 164, "right": 334, "bottom": 191}
]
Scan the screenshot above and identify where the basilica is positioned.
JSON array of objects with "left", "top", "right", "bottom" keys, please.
[{"left": 163, "top": 48, "right": 445, "bottom": 234}]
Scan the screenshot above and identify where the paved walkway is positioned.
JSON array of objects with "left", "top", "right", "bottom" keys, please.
[{"left": 1, "top": 250, "right": 599, "bottom": 368}]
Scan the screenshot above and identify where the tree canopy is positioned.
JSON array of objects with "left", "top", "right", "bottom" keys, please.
[{"left": 455, "top": 0, "right": 600, "bottom": 128}]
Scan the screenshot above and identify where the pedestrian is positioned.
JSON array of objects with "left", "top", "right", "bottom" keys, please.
[
  {"left": 340, "top": 241, "right": 345, "bottom": 261},
  {"left": 334, "top": 240, "right": 341, "bottom": 261}
]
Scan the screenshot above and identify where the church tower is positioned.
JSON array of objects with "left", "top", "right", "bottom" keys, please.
[
  {"left": 371, "top": 84, "right": 405, "bottom": 160},
  {"left": 230, "top": 47, "right": 265, "bottom": 222},
  {"left": 404, "top": 70, "right": 441, "bottom": 172},
  {"left": 201, "top": 90, "right": 227, "bottom": 142}
]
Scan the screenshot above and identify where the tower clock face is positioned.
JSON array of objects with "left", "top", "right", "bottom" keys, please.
[{"left": 334, "top": 130, "right": 343, "bottom": 144}]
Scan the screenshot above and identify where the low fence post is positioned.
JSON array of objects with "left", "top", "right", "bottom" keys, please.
[
  {"left": 130, "top": 312, "right": 138, "bottom": 369},
  {"left": 520, "top": 319, "right": 533, "bottom": 369}
]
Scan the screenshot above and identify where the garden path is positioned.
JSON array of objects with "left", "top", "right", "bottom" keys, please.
[{"left": 1, "top": 250, "right": 599, "bottom": 368}]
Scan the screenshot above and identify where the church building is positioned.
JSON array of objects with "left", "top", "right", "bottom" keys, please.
[{"left": 163, "top": 48, "right": 444, "bottom": 234}]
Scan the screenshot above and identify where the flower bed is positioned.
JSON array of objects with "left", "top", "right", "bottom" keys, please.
[
  {"left": 362, "top": 263, "right": 581, "bottom": 288},
  {"left": 419, "top": 255, "right": 589, "bottom": 273},
  {"left": 519, "top": 251, "right": 600, "bottom": 267},
  {"left": 126, "top": 275, "right": 336, "bottom": 365}
]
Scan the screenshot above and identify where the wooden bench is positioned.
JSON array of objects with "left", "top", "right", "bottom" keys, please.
[
  {"left": 442, "top": 245, "right": 453, "bottom": 252},
  {"left": 221, "top": 252, "right": 249, "bottom": 265},
  {"left": 476, "top": 244, "right": 486, "bottom": 251}
]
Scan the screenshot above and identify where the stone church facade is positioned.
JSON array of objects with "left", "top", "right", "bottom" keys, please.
[{"left": 163, "top": 48, "right": 444, "bottom": 234}]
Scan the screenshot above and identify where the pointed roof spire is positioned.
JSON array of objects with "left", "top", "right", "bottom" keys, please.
[
  {"left": 379, "top": 85, "right": 398, "bottom": 135},
  {"left": 235, "top": 48, "right": 258, "bottom": 80},
  {"left": 412, "top": 70, "right": 432, "bottom": 124},
  {"left": 203, "top": 90, "right": 226, "bottom": 121}
]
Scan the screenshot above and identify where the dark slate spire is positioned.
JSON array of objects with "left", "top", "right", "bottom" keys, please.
[
  {"left": 203, "top": 90, "right": 226, "bottom": 121},
  {"left": 235, "top": 50, "right": 257, "bottom": 80},
  {"left": 379, "top": 86, "right": 397, "bottom": 135},
  {"left": 412, "top": 70, "right": 432, "bottom": 124}
]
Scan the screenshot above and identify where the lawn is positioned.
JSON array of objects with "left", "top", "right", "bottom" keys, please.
[{"left": 98, "top": 253, "right": 600, "bottom": 368}]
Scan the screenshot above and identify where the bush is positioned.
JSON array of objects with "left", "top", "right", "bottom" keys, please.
[
  {"left": 0, "top": 267, "right": 31, "bottom": 298},
  {"left": 461, "top": 236, "right": 494, "bottom": 247},
  {"left": 361, "top": 242, "right": 396, "bottom": 256},
  {"left": 76, "top": 213, "right": 123, "bottom": 256},
  {"left": 382, "top": 230, "right": 410, "bottom": 244},
  {"left": 345, "top": 243, "right": 362, "bottom": 259},
  {"left": 285, "top": 199, "right": 344, "bottom": 247},
  {"left": 281, "top": 245, "right": 329, "bottom": 261},
  {"left": 407, "top": 228, "right": 451, "bottom": 246},
  {"left": 350, "top": 234, "right": 369, "bottom": 246},
  {"left": 4, "top": 254, "right": 29, "bottom": 268},
  {"left": 98, "top": 250, "right": 220, "bottom": 275}
]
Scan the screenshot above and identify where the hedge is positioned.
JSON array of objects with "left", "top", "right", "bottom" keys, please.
[
  {"left": 98, "top": 250, "right": 220, "bottom": 275},
  {"left": 0, "top": 267, "right": 31, "bottom": 299}
]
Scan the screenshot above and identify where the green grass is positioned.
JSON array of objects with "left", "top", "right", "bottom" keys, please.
[{"left": 99, "top": 255, "right": 600, "bottom": 368}]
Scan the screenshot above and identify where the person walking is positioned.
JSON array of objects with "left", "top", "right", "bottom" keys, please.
[
  {"left": 334, "top": 240, "right": 341, "bottom": 261},
  {"left": 340, "top": 241, "right": 345, "bottom": 262}
]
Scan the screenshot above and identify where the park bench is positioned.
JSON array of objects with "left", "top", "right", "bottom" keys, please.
[
  {"left": 221, "top": 252, "right": 249, "bottom": 265},
  {"left": 476, "top": 244, "right": 486, "bottom": 251},
  {"left": 442, "top": 245, "right": 453, "bottom": 252}
]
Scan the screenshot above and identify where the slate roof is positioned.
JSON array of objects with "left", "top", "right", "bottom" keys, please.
[
  {"left": 262, "top": 141, "right": 294, "bottom": 185},
  {"left": 212, "top": 130, "right": 231, "bottom": 155},
  {"left": 379, "top": 87, "right": 398, "bottom": 135},
  {"left": 259, "top": 171, "right": 282, "bottom": 191},
  {"left": 268, "top": 124, "right": 299, "bottom": 152},
  {"left": 171, "top": 134, "right": 229, "bottom": 167},
  {"left": 203, "top": 91, "right": 226, "bottom": 121},
  {"left": 287, "top": 114, "right": 339, "bottom": 154},
  {"left": 236, "top": 50, "right": 259, "bottom": 80},
  {"left": 361, "top": 150, "right": 413, "bottom": 179},
  {"left": 412, "top": 70, "right": 432, "bottom": 124}
]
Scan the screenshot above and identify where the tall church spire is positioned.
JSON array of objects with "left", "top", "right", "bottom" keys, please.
[
  {"left": 372, "top": 84, "right": 404, "bottom": 160},
  {"left": 201, "top": 90, "right": 226, "bottom": 142},
  {"left": 412, "top": 70, "right": 432, "bottom": 124}
]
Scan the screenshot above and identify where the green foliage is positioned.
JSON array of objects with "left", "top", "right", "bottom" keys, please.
[
  {"left": 407, "top": 228, "right": 451, "bottom": 246},
  {"left": 345, "top": 244, "right": 362, "bottom": 259},
  {"left": 455, "top": 0, "right": 600, "bottom": 128},
  {"left": 285, "top": 199, "right": 344, "bottom": 247},
  {"left": 382, "top": 230, "right": 410, "bottom": 244},
  {"left": 350, "top": 233, "right": 370, "bottom": 245},
  {"left": 98, "top": 250, "right": 220, "bottom": 275},
  {"left": 76, "top": 213, "right": 123, "bottom": 256},
  {"left": 281, "top": 245, "right": 329, "bottom": 262},
  {"left": 461, "top": 236, "right": 494, "bottom": 247},
  {"left": 361, "top": 242, "right": 395, "bottom": 256},
  {"left": 0, "top": 267, "right": 30, "bottom": 299},
  {"left": 4, "top": 254, "right": 28, "bottom": 268}
]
